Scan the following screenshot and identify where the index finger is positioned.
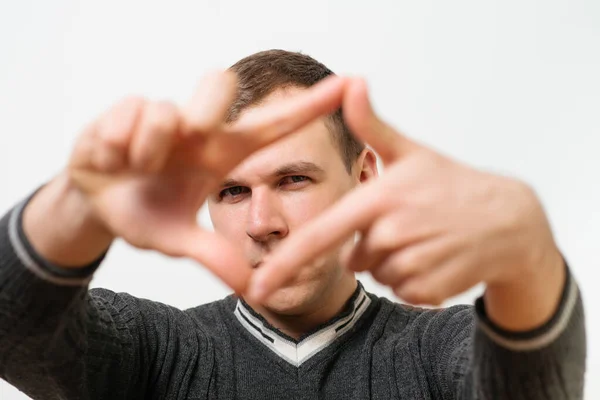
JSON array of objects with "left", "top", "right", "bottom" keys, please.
[
  {"left": 181, "top": 71, "right": 238, "bottom": 135},
  {"left": 246, "top": 180, "right": 382, "bottom": 302},
  {"left": 227, "top": 75, "right": 347, "bottom": 150}
]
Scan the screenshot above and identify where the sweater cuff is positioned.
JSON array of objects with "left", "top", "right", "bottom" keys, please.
[
  {"left": 7, "top": 188, "right": 107, "bottom": 286},
  {"left": 474, "top": 260, "right": 578, "bottom": 351}
]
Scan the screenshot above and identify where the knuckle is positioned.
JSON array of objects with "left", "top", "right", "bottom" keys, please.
[
  {"left": 94, "top": 147, "right": 124, "bottom": 172},
  {"left": 70, "top": 135, "right": 95, "bottom": 169},
  {"left": 372, "top": 253, "right": 405, "bottom": 284},
  {"left": 426, "top": 292, "right": 443, "bottom": 306},
  {"left": 99, "top": 96, "right": 146, "bottom": 147},
  {"left": 96, "top": 130, "right": 123, "bottom": 149},
  {"left": 97, "top": 123, "right": 126, "bottom": 148},
  {"left": 396, "top": 250, "right": 423, "bottom": 275},
  {"left": 373, "top": 267, "right": 400, "bottom": 286},
  {"left": 396, "top": 283, "right": 439, "bottom": 305},
  {"left": 92, "top": 136, "right": 127, "bottom": 173},
  {"left": 370, "top": 266, "right": 389, "bottom": 283}
]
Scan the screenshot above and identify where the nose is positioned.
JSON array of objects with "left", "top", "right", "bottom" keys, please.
[{"left": 246, "top": 188, "right": 289, "bottom": 243}]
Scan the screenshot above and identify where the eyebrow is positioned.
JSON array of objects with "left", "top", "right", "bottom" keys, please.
[
  {"left": 219, "top": 161, "right": 326, "bottom": 189},
  {"left": 274, "top": 161, "right": 326, "bottom": 177}
]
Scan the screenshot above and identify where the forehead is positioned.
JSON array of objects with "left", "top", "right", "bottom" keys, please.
[{"left": 227, "top": 88, "right": 342, "bottom": 178}]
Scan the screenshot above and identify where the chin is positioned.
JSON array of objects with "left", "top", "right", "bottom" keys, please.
[
  {"left": 261, "top": 279, "right": 325, "bottom": 316},
  {"left": 252, "top": 252, "right": 350, "bottom": 315}
]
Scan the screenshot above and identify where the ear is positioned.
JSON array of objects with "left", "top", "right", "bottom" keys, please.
[{"left": 352, "top": 147, "right": 379, "bottom": 184}]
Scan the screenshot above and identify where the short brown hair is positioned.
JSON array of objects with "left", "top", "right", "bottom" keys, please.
[{"left": 227, "top": 49, "right": 364, "bottom": 172}]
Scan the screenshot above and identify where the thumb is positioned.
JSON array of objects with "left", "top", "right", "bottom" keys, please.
[
  {"left": 343, "top": 78, "right": 419, "bottom": 164},
  {"left": 157, "top": 226, "right": 252, "bottom": 294}
]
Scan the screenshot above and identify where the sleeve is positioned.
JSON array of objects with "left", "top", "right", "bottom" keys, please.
[
  {"left": 418, "top": 262, "right": 586, "bottom": 400},
  {"left": 0, "top": 193, "right": 201, "bottom": 399}
]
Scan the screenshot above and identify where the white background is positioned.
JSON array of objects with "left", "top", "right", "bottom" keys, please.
[{"left": 0, "top": 0, "right": 598, "bottom": 398}]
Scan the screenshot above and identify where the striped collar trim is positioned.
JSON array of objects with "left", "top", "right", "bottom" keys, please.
[{"left": 234, "top": 286, "right": 371, "bottom": 367}]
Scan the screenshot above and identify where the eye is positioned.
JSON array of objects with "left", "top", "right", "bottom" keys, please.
[
  {"left": 219, "top": 186, "right": 250, "bottom": 200},
  {"left": 280, "top": 175, "right": 310, "bottom": 186}
]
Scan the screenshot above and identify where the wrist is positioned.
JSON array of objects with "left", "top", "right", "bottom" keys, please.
[
  {"left": 484, "top": 245, "right": 565, "bottom": 332},
  {"left": 23, "top": 171, "right": 114, "bottom": 268}
]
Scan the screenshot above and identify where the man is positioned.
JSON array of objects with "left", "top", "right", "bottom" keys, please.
[{"left": 0, "top": 50, "right": 585, "bottom": 399}]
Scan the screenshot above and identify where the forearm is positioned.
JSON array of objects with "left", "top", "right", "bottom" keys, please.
[
  {"left": 23, "top": 171, "right": 114, "bottom": 268},
  {"left": 484, "top": 245, "right": 566, "bottom": 332},
  {"left": 0, "top": 193, "right": 97, "bottom": 398},
  {"left": 0, "top": 193, "right": 136, "bottom": 399}
]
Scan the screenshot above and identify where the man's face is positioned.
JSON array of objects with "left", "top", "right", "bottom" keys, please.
[{"left": 208, "top": 88, "right": 359, "bottom": 315}]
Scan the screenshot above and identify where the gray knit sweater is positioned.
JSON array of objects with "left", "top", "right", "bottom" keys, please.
[{"left": 0, "top": 194, "right": 586, "bottom": 399}]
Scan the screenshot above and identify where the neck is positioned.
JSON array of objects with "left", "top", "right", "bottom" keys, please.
[{"left": 245, "top": 274, "right": 358, "bottom": 340}]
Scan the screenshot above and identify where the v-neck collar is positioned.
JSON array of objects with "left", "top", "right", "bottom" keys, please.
[{"left": 233, "top": 283, "right": 372, "bottom": 367}]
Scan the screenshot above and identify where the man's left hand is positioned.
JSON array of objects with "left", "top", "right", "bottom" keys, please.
[{"left": 248, "top": 78, "right": 565, "bottom": 330}]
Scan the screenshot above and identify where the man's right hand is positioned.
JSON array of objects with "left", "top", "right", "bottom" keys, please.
[{"left": 23, "top": 72, "right": 346, "bottom": 292}]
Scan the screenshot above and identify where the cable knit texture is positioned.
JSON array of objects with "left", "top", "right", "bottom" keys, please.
[{"left": 0, "top": 196, "right": 586, "bottom": 399}]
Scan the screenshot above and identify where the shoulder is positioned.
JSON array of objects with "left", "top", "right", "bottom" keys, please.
[
  {"left": 375, "top": 297, "right": 476, "bottom": 380},
  {"left": 88, "top": 287, "right": 181, "bottom": 313},
  {"left": 184, "top": 294, "right": 237, "bottom": 327},
  {"left": 87, "top": 288, "right": 201, "bottom": 334},
  {"left": 377, "top": 295, "right": 475, "bottom": 339}
]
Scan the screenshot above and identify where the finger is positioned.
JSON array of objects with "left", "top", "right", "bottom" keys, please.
[
  {"left": 95, "top": 97, "right": 145, "bottom": 171},
  {"left": 393, "top": 253, "right": 478, "bottom": 306},
  {"left": 247, "top": 180, "right": 383, "bottom": 302},
  {"left": 370, "top": 236, "right": 456, "bottom": 286},
  {"left": 346, "top": 211, "right": 443, "bottom": 272},
  {"left": 130, "top": 100, "right": 180, "bottom": 172},
  {"left": 339, "top": 232, "right": 359, "bottom": 268},
  {"left": 68, "top": 169, "right": 128, "bottom": 197},
  {"left": 343, "top": 227, "right": 388, "bottom": 273},
  {"left": 182, "top": 70, "right": 238, "bottom": 135},
  {"left": 99, "top": 96, "right": 146, "bottom": 146},
  {"left": 69, "top": 121, "right": 97, "bottom": 170},
  {"left": 343, "top": 78, "right": 420, "bottom": 164},
  {"left": 71, "top": 97, "right": 144, "bottom": 172},
  {"left": 156, "top": 226, "right": 252, "bottom": 294},
  {"left": 227, "top": 75, "right": 347, "bottom": 150}
]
